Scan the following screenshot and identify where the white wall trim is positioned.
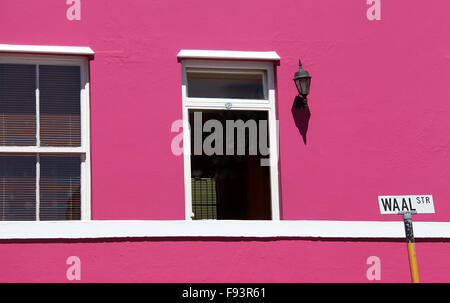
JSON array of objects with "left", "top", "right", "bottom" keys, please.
[
  {"left": 0, "top": 44, "right": 94, "bottom": 56},
  {"left": 177, "top": 50, "right": 280, "bottom": 62},
  {"left": 1, "top": 220, "right": 450, "bottom": 240}
]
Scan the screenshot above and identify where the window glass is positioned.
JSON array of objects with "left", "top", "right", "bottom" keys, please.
[
  {"left": 40, "top": 155, "right": 81, "bottom": 221},
  {"left": 187, "top": 70, "right": 266, "bottom": 99},
  {"left": 0, "top": 155, "right": 36, "bottom": 221},
  {"left": 0, "top": 64, "right": 36, "bottom": 146},
  {"left": 39, "top": 65, "right": 81, "bottom": 147}
]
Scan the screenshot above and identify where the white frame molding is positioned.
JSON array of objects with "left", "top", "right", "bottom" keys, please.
[
  {"left": 179, "top": 55, "right": 281, "bottom": 221},
  {"left": 0, "top": 53, "right": 92, "bottom": 221}
]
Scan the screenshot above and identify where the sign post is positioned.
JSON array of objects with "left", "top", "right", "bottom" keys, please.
[
  {"left": 399, "top": 211, "right": 420, "bottom": 283},
  {"left": 378, "top": 195, "right": 435, "bottom": 283}
]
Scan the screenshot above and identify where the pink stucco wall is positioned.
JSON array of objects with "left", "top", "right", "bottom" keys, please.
[
  {"left": 1, "top": 239, "right": 450, "bottom": 282},
  {"left": 0, "top": 0, "right": 449, "bottom": 282}
]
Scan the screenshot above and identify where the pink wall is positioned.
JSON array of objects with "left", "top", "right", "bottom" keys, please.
[
  {"left": 1, "top": 239, "right": 450, "bottom": 282},
  {"left": 1, "top": 0, "right": 450, "bottom": 282},
  {"left": 2, "top": 0, "right": 448, "bottom": 221}
]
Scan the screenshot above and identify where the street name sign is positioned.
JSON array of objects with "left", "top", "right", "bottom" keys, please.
[
  {"left": 378, "top": 195, "right": 435, "bottom": 215},
  {"left": 377, "top": 194, "right": 435, "bottom": 283}
]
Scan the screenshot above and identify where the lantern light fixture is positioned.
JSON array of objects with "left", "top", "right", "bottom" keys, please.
[{"left": 293, "top": 59, "right": 311, "bottom": 108}]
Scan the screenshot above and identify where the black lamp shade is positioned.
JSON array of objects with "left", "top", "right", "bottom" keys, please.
[
  {"left": 294, "top": 77, "right": 311, "bottom": 97},
  {"left": 293, "top": 60, "right": 311, "bottom": 97}
]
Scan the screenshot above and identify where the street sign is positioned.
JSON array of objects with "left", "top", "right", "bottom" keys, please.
[
  {"left": 377, "top": 194, "right": 435, "bottom": 283},
  {"left": 378, "top": 195, "right": 434, "bottom": 215}
]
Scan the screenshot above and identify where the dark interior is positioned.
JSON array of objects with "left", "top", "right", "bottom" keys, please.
[{"left": 189, "top": 109, "right": 272, "bottom": 220}]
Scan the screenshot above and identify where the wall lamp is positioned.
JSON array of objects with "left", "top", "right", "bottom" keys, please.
[{"left": 293, "top": 59, "right": 311, "bottom": 108}]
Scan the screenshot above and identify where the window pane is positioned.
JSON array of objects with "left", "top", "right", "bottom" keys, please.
[
  {"left": 0, "top": 155, "right": 36, "bottom": 221},
  {"left": 40, "top": 155, "right": 81, "bottom": 221},
  {"left": 189, "top": 110, "right": 271, "bottom": 220},
  {"left": 187, "top": 71, "right": 265, "bottom": 99},
  {"left": 0, "top": 64, "right": 36, "bottom": 146},
  {"left": 39, "top": 65, "right": 81, "bottom": 147}
]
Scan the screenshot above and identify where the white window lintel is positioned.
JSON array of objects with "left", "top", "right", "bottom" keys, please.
[
  {"left": 177, "top": 50, "right": 280, "bottom": 64},
  {"left": 0, "top": 44, "right": 94, "bottom": 57}
]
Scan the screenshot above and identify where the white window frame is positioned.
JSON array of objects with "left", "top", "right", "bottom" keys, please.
[
  {"left": 180, "top": 57, "right": 280, "bottom": 221},
  {"left": 0, "top": 53, "right": 91, "bottom": 221}
]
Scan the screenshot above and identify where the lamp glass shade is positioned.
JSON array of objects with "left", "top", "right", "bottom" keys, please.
[{"left": 294, "top": 76, "right": 311, "bottom": 97}]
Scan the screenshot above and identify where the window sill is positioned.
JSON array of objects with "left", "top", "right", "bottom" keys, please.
[{"left": 1, "top": 220, "right": 450, "bottom": 240}]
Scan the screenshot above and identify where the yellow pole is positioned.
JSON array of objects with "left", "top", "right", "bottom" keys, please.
[
  {"left": 407, "top": 243, "right": 420, "bottom": 283},
  {"left": 403, "top": 212, "right": 420, "bottom": 283}
]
